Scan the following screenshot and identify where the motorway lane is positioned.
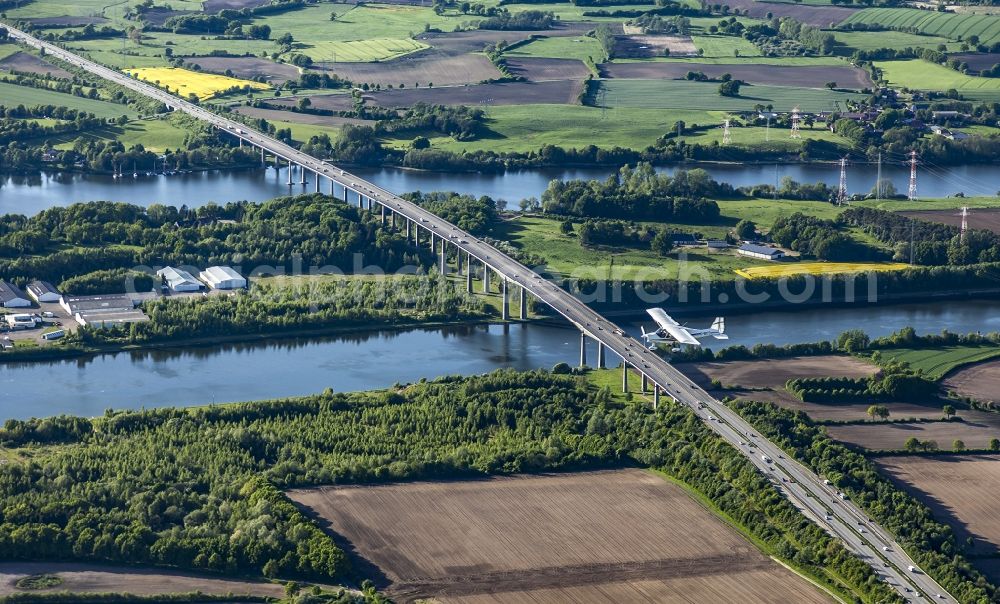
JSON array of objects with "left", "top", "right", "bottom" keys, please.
[{"left": 4, "top": 24, "right": 957, "bottom": 603}]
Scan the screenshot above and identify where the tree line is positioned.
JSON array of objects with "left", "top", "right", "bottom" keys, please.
[{"left": 540, "top": 163, "right": 726, "bottom": 221}]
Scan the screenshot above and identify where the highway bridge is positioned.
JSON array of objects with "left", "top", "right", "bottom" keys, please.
[{"left": 3, "top": 23, "right": 956, "bottom": 603}]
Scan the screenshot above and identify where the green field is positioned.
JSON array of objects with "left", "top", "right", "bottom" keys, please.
[
  {"left": 840, "top": 8, "right": 1000, "bottom": 46},
  {"left": 384, "top": 104, "right": 718, "bottom": 153},
  {"left": 0, "top": 43, "right": 17, "bottom": 62},
  {"left": 879, "top": 345, "right": 1000, "bottom": 380},
  {"left": 831, "top": 30, "right": 957, "bottom": 54},
  {"left": 591, "top": 79, "right": 867, "bottom": 112},
  {"left": 303, "top": 38, "right": 428, "bottom": 62},
  {"left": 259, "top": 3, "right": 468, "bottom": 45},
  {"left": 876, "top": 59, "right": 1000, "bottom": 101},
  {"left": 0, "top": 81, "right": 135, "bottom": 118},
  {"left": 690, "top": 35, "right": 762, "bottom": 58},
  {"left": 501, "top": 1, "right": 663, "bottom": 21},
  {"left": 499, "top": 199, "right": 845, "bottom": 281},
  {"left": 675, "top": 123, "right": 848, "bottom": 152},
  {"left": 506, "top": 35, "right": 605, "bottom": 62},
  {"left": 46, "top": 117, "right": 192, "bottom": 152},
  {"left": 499, "top": 215, "right": 753, "bottom": 280}
]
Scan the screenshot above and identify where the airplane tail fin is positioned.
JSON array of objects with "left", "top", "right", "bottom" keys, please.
[
  {"left": 711, "top": 317, "right": 725, "bottom": 334},
  {"left": 710, "top": 317, "right": 728, "bottom": 339}
]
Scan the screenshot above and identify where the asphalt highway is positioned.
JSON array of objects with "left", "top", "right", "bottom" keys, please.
[{"left": 4, "top": 23, "right": 956, "bottom": 603}]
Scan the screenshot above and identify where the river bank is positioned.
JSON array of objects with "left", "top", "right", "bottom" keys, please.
[{"left": 0, "top": 314, "right": 514, "bottom": 364}]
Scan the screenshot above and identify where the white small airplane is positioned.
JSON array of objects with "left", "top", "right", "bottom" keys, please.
[{"left": 641, "top": 308, "right": 728, "bottom": 350}]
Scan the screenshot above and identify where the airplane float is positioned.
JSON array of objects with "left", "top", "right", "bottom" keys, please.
[{"left": 641, "top": 308, "right": 728, "bottom": 351}]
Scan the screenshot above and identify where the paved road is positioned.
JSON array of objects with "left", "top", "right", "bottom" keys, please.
[{"left": 4, "top": 24, "right": 956, "bottom": 603}]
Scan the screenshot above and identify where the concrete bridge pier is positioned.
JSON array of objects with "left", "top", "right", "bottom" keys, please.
[
  {"left": 456, "top": 249, "right": 463, "bottom": 275},
  {"left": 260, "top": 147, "right": 265, "bottom": 166},
  {"left": 329, "top": 177, "right": 335, "bottom": 196},
  {"left": 343, "top": 185, "right": 349, "bottom": 203},
  {"left": 653, "top": 387, "right": 660, "bottom": 410},
  {"left": 622, "top": 361, "right": 629, "bottom": 392},
  {"left": 380, "top": 204, "right": 386, "bottom": 223},
  {"left": 286, "top": 160, "right": 292, "bottom": 185},
  {"left": 519, "top": 286, "right": 527, "bottom": 320},
  {"left": 641, "top": 373, "right": 648, "bottom": 393},
  {"left": 391, "top": 210, "right": 396, "bottom": 228},
  {"left": 466, "top": 260, "right": 473, "bottom": 293},
  {"left": 502, "top": 279, "right": 509, "bottom": 320},
  {"left": 579, "top": 332, "right": 587, "bottom": 367},
  {"left": 314, "top": 172, "right": 320, "bottom": 193},
  {"left": 300, "top": 165, "right": 306, "bottom": 185},
  {"left": 597, "top": 341, "right": 605, "bottom": 369},
  {"left": 483, "top": 265, "right": 490, "bottom": 293},
  {"left": 405, "top": 218, "right": 411, "bottom": 240},
  {"left": 439, "top": 239, "right": 447, "bottom": 274}
]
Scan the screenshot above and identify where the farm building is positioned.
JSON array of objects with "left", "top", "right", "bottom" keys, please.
[
  {"left": 738, "top": 244, "right": 785, "bottom": 261},
  {"left": 158, "top": 266, "right": 202, "bottom": 292},
  {"left": 199, "top": 266, "right": 246, "bottom": 290},
  {"left": 0, "top": 281, "right": 31, "bottom": 308},
  {"left": 26, "top": 280, "right": 60, "bottom": 303},
  {"left": 61, "top": 293, "right": 148, "bottom": 328},
  {"left": 707, "top": 239, "right": 731, "bottom": 250}
]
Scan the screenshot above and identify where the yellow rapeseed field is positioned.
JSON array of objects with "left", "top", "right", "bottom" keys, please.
[
  {"left": 735, "top": 262, "right": 911, "bottom": 279},
  {"left": 125, "top": 67, "right": 270, "bottom": 100}
]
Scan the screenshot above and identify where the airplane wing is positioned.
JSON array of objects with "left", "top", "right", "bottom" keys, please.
[{"left": 646, "top": 308, "right": 700, "bottom": 345}]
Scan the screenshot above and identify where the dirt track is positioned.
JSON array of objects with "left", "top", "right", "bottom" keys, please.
[
  {"left": 600, "top": 62, "right": 873, "bottom": 89},
  {"left": 945, "top": 358, "right": 1000, "bottom": 404},
  {"left": 0, "top": 562, "right": 285, "bottom": 598},
  {"left": 288, "top": 469, "right": 830, "bottom": 603},
  {"left": 0, "top": 52, "right": 72, "bottom": 78}
]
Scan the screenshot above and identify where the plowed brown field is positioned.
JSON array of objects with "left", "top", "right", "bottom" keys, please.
[{"left": 288, "top": 470, "right": 832, "bottom": 603}]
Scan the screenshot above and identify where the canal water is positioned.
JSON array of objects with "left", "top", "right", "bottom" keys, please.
[
  {"left": 2, "top": 161, "right": 998, "bottom": 216},
  {"left": 3, "top": 298, "right": 999, "bottom": 420}
]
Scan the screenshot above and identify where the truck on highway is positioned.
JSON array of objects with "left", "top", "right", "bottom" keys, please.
[{"left": 761, "top": 454, "right": 772, "bottom": 464}]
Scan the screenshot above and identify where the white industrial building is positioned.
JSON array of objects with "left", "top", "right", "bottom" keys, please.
[
  {"left": 5, "top": 313, "right": 39, "bottom": 329},
  {"left": 0, "top": 281, "right": 30, "bottom": 308},
  {"left": 199, "top": 266, "right": 246, "bottom": 290},
  {"left": 158, "top": 266, "right": 202, "bottom": 292},
  {"left": 738, "top": 244, "right": 785, "bottom": 261},
  {"left": 26, "top": 280, "right": 61, "bottom": 303},
  {"left": 61, "top": 293, "right": 149, "bottom": 328}
]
